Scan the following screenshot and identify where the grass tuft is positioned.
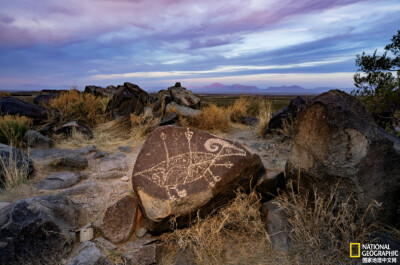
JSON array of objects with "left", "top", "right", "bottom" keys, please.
[
  {"left": 0, "top": 115, "right": 32, "bottom": 147},
  {"left": 0, "top": 149, "right": 30, "bottom": 189},
  {"left": 130, "top": 112, "right": 161, "bottom": 140},
  {"left": 228, "top": 96, "right": 251, "bottom": 123},
  {"left": 257, "top": 99, "right": 273, "bottom": 136}
]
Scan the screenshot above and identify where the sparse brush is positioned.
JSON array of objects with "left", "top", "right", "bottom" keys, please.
[
  {"left": 0, "top": 115, "right": 32, "bottom": 147},
  {"left": 47, "top": 88, "right": 107, "bottom": 127},
  {"left": 277, "top": 115, "right": 297, "bottom": 141},
  {"left": 0, "top": 149, "right": 30, "bottom": 189},
  {"left": 131, "top": 113, "right": 161, "bottom": 140},
  {"left": 229, "top": 96, "right": 251, "bottom": 123},
  {"left": 181, "top": 103, "right": 232, "bottom": 133},
  {"left": 257, "top": 99, "right": 273, "bottom": 136},
  {"left": 162, "top": 192, "right": 270, "bottom": 265},
  {"left": 274, "top": 180, "right": 375, "bottom": 265},
  {"left": 0, "top": 91, "right": 11, "bottom": 98}
]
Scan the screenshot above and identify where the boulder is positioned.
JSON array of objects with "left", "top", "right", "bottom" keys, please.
[
  {"left": 260, "top": 200, "right": 291, "bottom": 251},
  {"left": 286, "top": 90, "right": 400, "bottom": 225},
  {"left": 51, "top": 154, "right": 88, "bottom": 169},
  {"left": 97, "top": 194, "right": 138, "bottom": 244},
  {"left": 255, "top": 171, "right": 285, "bottom": 201},
  {"left": 166, "top": 102, "right": 201, "bottom": 117},
  {"left": 168, "top": 84, "right": 200, "bottom": 109},
  {"left": 99, "top": 155, "right": 127, "bottom": 172},
  {"left": 132, "top": 126, "right": 263, "bottom": 231},
  {"left": 0, "top": 144, "right": 33, "bottom": 184},
  {"left": 159, "top": 112, "right": 178, "bottom": 126},
  {"left": 84, "top": 85, "right": 116, "bottom": 98},
  {"left": 118, "top": 145, "right": 132, "bottom": 153},
  {"left": 93, "top": 237, "right": 117, "bottom": 252},
  {"left": 122, "top": 238, "right": 164, "bottom": 265},
  {"left": 55, "top": 121, "right": 93, "bottom": 139},
  {"left": 33, "top": 94, "right": 57, "bottom": 105},
  {"left": 59, "top": 181, "right": 100, "bottom": 196},
  {"left": 0, "top": 195, "right": 79, "bottom": 265},
  {"left": 106, "top": 82, "right": 149, "bottom": 117},
  {"left": 36, "top": 171, "right": 82, "bottom": 190},
  {"left": 263, "top": 96, "right": 306, "bottom": 135},
  {"left": 30, "top": 145, "right": 96, "bottom": 161},
  {"left": 23, "top": 130, "right": 52, "bottom": 149},
  {"left": 0, "top": 97, "right": 47, "bottom": 124},
  {"left": 65, "top": 241, "right": 112, "bottom": 265}
]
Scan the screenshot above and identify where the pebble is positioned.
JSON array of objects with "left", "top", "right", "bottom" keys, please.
[
  {"left": 121, "top": 176, "right": 129, "bottom": 182},
  {"left": 136, "top": 227, "right": 147, "bottom": 238}
]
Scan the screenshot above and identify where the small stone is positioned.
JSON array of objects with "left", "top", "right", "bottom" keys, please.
[
  {"left": 99, "top": 155, "right": 127, "bottom": 172},
  {"left": 93, "top": 151, "right": 109, "bottom": 159},
  {"left": 136, "top": 227, "right": 147, "bottom": 238},
  {"left": 122, "top": 238, "right": 164, "bottom": 265},
  {"left": 80, "top": 228, "right": 94, "bottom": 242},
  {"left": 121, "top": 176, "right": 129, "bottom": 182},
  {"left": 118, "top": 146, "right": 132, "bottom": 153},
  {"left": 51, "top": 155, "right": 88, "bottom": 169},
  {"left": 97, "top": 171, "right": 125, "bottom": 180}
]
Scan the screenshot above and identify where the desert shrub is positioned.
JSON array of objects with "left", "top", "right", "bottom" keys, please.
[
  {"left": 130, "top": 113, "right": 161, "bottom": 139},
  {"left": 275, "top": 181, "right": 375, "bottom": 265},
  {"left": 0, "top": 91, "right": 11, "bottom": 98},
  {"left": 228, "top": 96, "right": 251, "bottom": 123},
  {"left": 0, "top": 149, "right": 30, "bottom": 189},
  {"left": 162, "top": 192, "right": 270, "bottom": 265},
  {"left": 180, "top": 103, "right": 232, "bottom": 133},
  {"left": 257, "top": 99, "right": 273, "bottom": 136},
  {"left": 0, "top": 115, "right": 32, "bottom": 147},
  {"left": 48, "top": 88, "right": 106, "bottom": 127},
  {"left": 277, "top": 115, "right": 298, "bottom": 141}
]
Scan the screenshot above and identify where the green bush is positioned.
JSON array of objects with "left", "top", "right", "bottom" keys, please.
[{"left": 0, "top": 115, "right": 32, "bottom": 147}]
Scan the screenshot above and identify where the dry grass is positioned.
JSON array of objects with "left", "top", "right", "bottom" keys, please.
[
  {"left": 180, "top": 103, "right": 232, "bottom": 133},
  {"left": 0, "top": 149, "right": 30, "bottom": 190},
  {"left": 274, "top": 180, "right": 376, "bottom": 265},
  {"left": 228, "top": 96, "right": 251, "bottom": 123},
  {"left": 47, "top": 88, "right": 107, "bottom": 127},
  {"left": 0, "top": 115, "right": 32, "bottom": 147},
  {"left": 130, "top": 113, "right": 161, "bottom": 140},
  {"left": 257, "top": 99, "right": 273, "bottom": 136},
  {"left": 162, "top": 192, "right": 271, "bottom": 265},
  {"left": 277, "top": 115, "right": 298, "bottom": 141},
  {"left": 0, "top": 91, "right": 11, "bottom": 98}
]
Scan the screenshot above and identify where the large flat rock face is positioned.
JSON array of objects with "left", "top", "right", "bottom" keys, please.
[
  {"left": 286, "top": 90, "right": 400, "bottom": 225},
  {"left": 132, "top": 126, "right": 263, "bottom": 232}
]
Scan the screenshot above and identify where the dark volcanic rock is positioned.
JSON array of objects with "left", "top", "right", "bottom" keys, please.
[
  {"left": 23, "top": 130, "right": 52, "bottom": 149},
  {"left": 166, "top": 102, "right": 201, "bottom": 117},
  {"left": 33, "top": 94, "right": 57, "bottom": 105},
  {"left": 122, "top": 238, "right": 164, "bottom": 265},
  {"left": 55, "top": 121, "right": 93, "bottom": 139},
  {"left": 132, "top": 126, "right": 263, "bottom": 232},
  {"left": 0, "top": 97, "right": 47, "bottom": 124},
  {"left": 106, "top": 82, "right": 149, "bottom": 117},
  {"left": 36, "top": 171, "right": 81, "bottom": 190},
  {"left": 0, "top": 144, "right": 33, "bottom": 184},
  {"left": 100, "top": 194, "right": 138, "bottom": 244},
  {"left": 286, "top": 90, "right": 400, "bottom": 225},
  {"left": 84, "top": 85, "right": 116, "bottom": 98},
  {"left": 255, "top": 171, "right": 285, "bottom": 201},
  {"left": 51, "top": 154, "right": 88, "bottom": 169},
  {"left": 159, "top": 112, "right": 178, "bottom": 126},
  {"left": 0, "top": 195, "right": 79, "bottom": 265}
]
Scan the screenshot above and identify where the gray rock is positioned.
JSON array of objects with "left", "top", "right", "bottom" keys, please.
[
  {"left": 136, "top": 227, "right": 147, "bottom": 238},
  {"left": 93, "top": 151, "right": 109, "bottom": 159},
  {"left": 174, "top": 248, "right": 196, "bottom": 265},
  {"left": 159, "top": 112, "right": 178, "bottom": 126},
  {"left": 51, "top": 154, "right": 88, "bottom": 169},
  {"left": 0, "top": 201, "right": 10, "bottom": 210},
  {"left": 122, "top": 238, "right": 164, "bottom": 265},
  {"left": 59, "top": 182, "right": 100, "bottom": 196},
  {"left": 260, "top": 200, "right": 291, "bottom": 251},
  {"left": 99, "top": 155, "right": 127, "bottom": 172},
  {"left": 118, "top": 146, "right": 132, "bottom": 153},
  {"left": 36, "top": 171, "right": 81, "bottom": 190},
  {"left": 65, "top": 241, "right": 112, "bottom": 265},
  {"left": 96, "top": 171, "right": 125, "bottom": 180},
  {"left": 75, "top": 145, "right": 97, "bottom": 155},
  {"left": 168, "top": 85, "right": 200, "bottom": 109},
  {"left": 93, "top": 237, "right": 117, "bottom": 252},
  {"left": 23, "top": 130, "right": 52, "bottom": 149},
  {"left": 0, "top": 97, "right": 47, "bottom": 124},
  {"left": 166, "top": 102, "right": 201, "bottom": 117},
  {"left": 56, "top": 121, "right": 94, "bottom": 139},
  {"left": 0, "top": 144, "right": 33, "bottom": 184},
  {"left": 0, "top": 195, "right": 79, "bottom": 265},
  {"left": 241, "top": 116, "right": 259, "bottom": 126},
  {"left": 31, "top": 145, "right": 96, "bottom": 161}
]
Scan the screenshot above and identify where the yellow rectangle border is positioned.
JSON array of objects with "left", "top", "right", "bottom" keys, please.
[{"left": 350, "top": 243, "right": 360, "bottom": 258}]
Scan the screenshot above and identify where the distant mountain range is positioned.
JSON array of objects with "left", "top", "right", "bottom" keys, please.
[{"left": 187, "top": 83, "right": 354, "bottom": 95}]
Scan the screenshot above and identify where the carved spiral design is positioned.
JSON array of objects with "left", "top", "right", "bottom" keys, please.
[{"left": 204, "top": 138, "right": 230, "bottom": 152}]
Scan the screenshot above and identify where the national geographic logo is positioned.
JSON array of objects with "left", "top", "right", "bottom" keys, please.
[{"left": 350, "top": 243, "right": 399, "bottom": 264}]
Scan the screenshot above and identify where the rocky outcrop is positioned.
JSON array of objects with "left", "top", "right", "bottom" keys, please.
[
  {"left": 0, "top": 97, "right": 47, "bottom": 124},
  {"left": 263, "top": 96, "right": 305, "bottom": 135},
  {"left": 285, "top": 90, "right": 400, "bottom": 225},
  {"left": 23, "top": 130, "right": 52, "bottom": 149},
  {"left": 166, "top": 102, "right": 202, "bottom": 117},
  {"left": 0, "top": 144, "right": 33, "bottom": 184},
  {"left": 131, "top": 126, "right": 263, "bottom": 232},
  {"left": 0, "top": 195, "right": 79, "bottom": 265},
  {"left": 168, "top": 82, "right": 201, "bottom": 109},
  {"left": 65, "top": 241, "right": 112, "bottom": 265},
  {"left": 84, "top": 85, "right": 116, "bottom": 98},
  {"left": 106, "top": 82, "right": 149, "bottom": 117},
  {"left": 122, "top": 238, "right": 164, "bottom": 265},
  {"left": 33, "top": 94, "right": 57, "bottom": 105}
]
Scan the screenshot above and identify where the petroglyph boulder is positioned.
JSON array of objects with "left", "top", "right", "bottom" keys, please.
[
  {"left": 132, "top": 126, "right": 263, "bottom": 231},
  {"left": 286, "top": 90, "right": 400, "bottom": 225}
]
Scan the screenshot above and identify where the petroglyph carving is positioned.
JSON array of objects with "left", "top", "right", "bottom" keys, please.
[{"left": 133, "top": 128, "right": 247, "bottom": 200}]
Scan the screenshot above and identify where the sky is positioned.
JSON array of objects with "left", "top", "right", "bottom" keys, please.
[{"left": 1, "top": 0, "right": 400, "bottom": 91}]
